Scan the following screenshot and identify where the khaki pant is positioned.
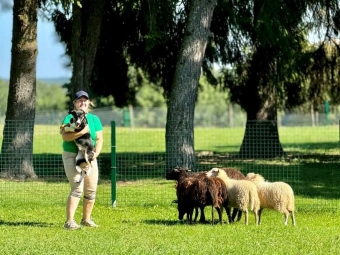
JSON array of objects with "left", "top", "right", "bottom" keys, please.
[{"left": 62, "top": 151, "right": 98, "bottom": 200}]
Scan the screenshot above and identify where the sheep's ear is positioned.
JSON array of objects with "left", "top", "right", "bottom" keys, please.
[
  {"left": 173, "top": 166, "right": 181, "bottom": 172},
  {"left": 171, "top": 200, "right": 178, "bottom": 204}
]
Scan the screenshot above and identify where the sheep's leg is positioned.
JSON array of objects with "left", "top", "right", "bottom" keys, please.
[
  {"left": 258, "top": 208, "right": 263, "bottom": 225},
  {"left": 291, "top": 212, "right": 296, "bottom": 226},
  {"left": 225, "top": 206, "right": 232, "bottom": 224},
  {"left": 217, "top": 206, "right": 223, "bottom": 225},
  {"left": 211, "top": 205, "right": 214, "bottom": 225},
  {"left": 199, "top": 207, "right": 206, "bottom": 222},
  {"left": 231, "top": 208, "right": 242, "bottom": 222},
  {"left": 283, "top": 212, "right": 289, "bottom": 225},
  {"left": 283, "top": 209, "right": 290, "bottom": 225},
  {"left": 236, "top": 209, "right": 242, "bottom": 222},
  {"left": 244, "top": 210, "right": 249, "bottom": 225},
  {"left": 230, "top": 208, "right": 238, "bottom": 222},
  {"left": 188, "top": 209, "right": 194, "bottom": 225},
  {"left": 193, "top": 207, "right": 199, "bottom": 222},
  {"left": 187, "top": 214, "right": 191, "bottom": 224},
  {"left": 254, "top": 209, "right": 259, "bottom": 225}
]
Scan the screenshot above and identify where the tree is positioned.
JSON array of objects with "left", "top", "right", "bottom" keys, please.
[
  {"left": 51, "top": 0, "right": 105, "bottom": 104},
  {"left": 0, "top": 0, "right": 38, "bottom": 179},
  {"left": 165, "top": 0, "right": 217, "bottom": 170},
  {"left": 50, "top": 0, "right": 340, "bottom": 161},
  {"left": 204, "top": 0, "right": 314, "bottom": 158}
]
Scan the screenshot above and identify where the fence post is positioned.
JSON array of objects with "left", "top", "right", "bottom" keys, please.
[{"left": 111, "top": 121, "right": 117, "bottom": 207}]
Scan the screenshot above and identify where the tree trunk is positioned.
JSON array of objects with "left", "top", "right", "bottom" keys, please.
[
  {"left": 165, "top": 0, "right": 217, "bottom": 171},
  {"left": 238, "top": 46, "right": 284, "bottom": 159},
  {"left": 239, "top": 96, "right": 284, "bottom": 158},
  {"left": 0, "top": 0, "right": 38, "bottom": 179},
  {"left": 70, "top": 0, "right": 105, "bottom": 96},
  {"left": 239, "top": 120, "right": 284, "bottom": 159}
]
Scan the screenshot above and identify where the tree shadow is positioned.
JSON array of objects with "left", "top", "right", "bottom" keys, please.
[{"left": 0, "top": 220, "right": 53, "bottom": 227}]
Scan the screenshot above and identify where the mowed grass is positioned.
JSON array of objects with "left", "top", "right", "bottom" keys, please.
[
  {"left": 0, "top": 180, "right": 339, "bottom": 255},
  {"left": 19, "top": 124, "right": 339, "bottom": 154},
  {"left": 0, "top": 124, "right": 339, "bottom": 254}
]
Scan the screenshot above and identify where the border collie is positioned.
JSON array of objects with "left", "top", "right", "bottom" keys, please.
[{"left": 60, "top": 109, "right": 95, "bottom": 183}]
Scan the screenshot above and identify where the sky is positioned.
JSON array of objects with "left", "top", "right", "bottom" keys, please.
[{"left": 0, "top": 8, "right": 72, "bottom": 79}]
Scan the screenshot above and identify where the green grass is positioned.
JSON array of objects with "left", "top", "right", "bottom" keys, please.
[
  {"left": 0, "top": 124, "right": 340, "bottom": 254},
  {"left": 0, "top": 181, "right": 339, "bottom": 255},
  {"left": 8, "top": 124, "right": 337, "bottom": 154}
]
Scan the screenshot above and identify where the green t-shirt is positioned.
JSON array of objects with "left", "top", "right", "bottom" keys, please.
[{"left": 61, "top": 112, "right": 103, "bottom": 153}]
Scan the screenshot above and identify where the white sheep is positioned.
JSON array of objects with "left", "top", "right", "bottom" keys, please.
[
  {"left": 206, "top": 168, "right": 260, "bottom": 225},
  {"left": 246, "top": 172, "right": 296, "bottom": 226}
]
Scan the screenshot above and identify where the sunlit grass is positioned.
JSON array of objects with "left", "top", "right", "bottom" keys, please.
[
  {"left": 1, "top": 124, "right": 339, "bottom": 154},
  {"left": 0, "top": 181, "right": 339, "bottom": 255},
  {"left": 0, "top": 124, "right": 339, "bottom": 253}
]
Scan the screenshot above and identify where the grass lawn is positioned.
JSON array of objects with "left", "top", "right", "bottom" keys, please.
[
  {"left": 0, "top": 125, "right": 339, "bottom": 254},
  {"left": 0, "top": 184, "right": 339, "bottom": 255}
]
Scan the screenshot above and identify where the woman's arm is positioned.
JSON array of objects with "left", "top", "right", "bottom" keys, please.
[
  {"left": 61, "top": 125, "right": 90, "bottom": 142},
  {"left": 93, "top": 130, "right": 103, "bottom": 159}
]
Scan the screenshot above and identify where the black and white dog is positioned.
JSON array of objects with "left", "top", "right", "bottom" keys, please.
[{"left": 61, "top": 109, "right": 95, "bottom": 183}]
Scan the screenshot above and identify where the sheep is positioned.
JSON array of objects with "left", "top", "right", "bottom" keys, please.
[
  {"left": 166, "top": 166, "right": 245, "bottom": 223},
  {"left": 174, "top": 171, "right": 201, "bottom": 223},
  {"left": 166, "top": 167, "right": 208, "bottom": 222},
  {"left": 177, "top": 174, "right": 229, "bottom": 225},
  {"left": 246, "top": 172, "right": 296, "bottom": 226},
  {"left": 206, "top": 168, "right": 260, "bottom": 225},
  {"left": 218, "top": 167, "right": 247, "bottom": 222},
  {"left": 220, "top": 167, "right": 247, "bottom": 180},
  {"left": 165, "top": 167, "right": 206, "bottom": 181}
]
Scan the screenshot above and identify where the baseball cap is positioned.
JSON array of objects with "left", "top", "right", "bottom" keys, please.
[{"left": 74, "top": 91, "right": 89, "bottom": 100}]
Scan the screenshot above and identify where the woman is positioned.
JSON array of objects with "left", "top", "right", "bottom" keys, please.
[{"left": 60, "top": 90, "right": 103, "bottom": 229}]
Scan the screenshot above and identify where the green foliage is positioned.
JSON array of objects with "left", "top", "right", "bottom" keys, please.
[
  {"left": 36, "top": 81, "right": 68, "bottom": 111},
  {"left": 0, "top": 80, "right": 9, "bottom": 114},
  {"left": 0, "top": 79, "right": 68, "bottom": 112}
]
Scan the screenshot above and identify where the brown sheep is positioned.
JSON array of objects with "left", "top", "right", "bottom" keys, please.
[
  {"left": 175, "top": 171, "right": 200, "bottom": 222},
  {"left": 166, "top": 166, "right": 244, "bottom": 223},
  {"left": 177, "top": 175, "right": 228, "bottom": 225},
  {"left": 166, "top": 167, "right": 207, "bottom": 222}
]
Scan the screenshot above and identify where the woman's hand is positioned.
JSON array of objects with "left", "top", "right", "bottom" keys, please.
[{"left": 81, "top": 125, "right": 90, "bottom": 135}]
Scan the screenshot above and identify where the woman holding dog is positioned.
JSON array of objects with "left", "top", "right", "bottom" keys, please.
[{"left": 60, "top": 90, "right": 103, "bottom": 230}]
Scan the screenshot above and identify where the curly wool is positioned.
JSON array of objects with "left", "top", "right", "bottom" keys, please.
[
  {"left": 206, "top": 168, "right": 260, "bottom": 225},
  {"left": 246, "top": 173, "right": 296, "bottom": 226}
]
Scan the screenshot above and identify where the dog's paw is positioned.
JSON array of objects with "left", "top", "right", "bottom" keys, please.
[
  {"left": 79, "top": 162, "right": 91, "bottom": 171},
  {"left": 75, "top": 165, "right": 82, "bottom": 173},
  {"left": 64, "top": 126, "right": 76, "bottom": 133}
]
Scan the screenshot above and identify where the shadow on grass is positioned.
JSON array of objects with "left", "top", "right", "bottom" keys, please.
[
  {"left": 141, "top": 219, "right": 182, "bottom": 225},
  {"left": 0, "top": 220, "right": 53, "bottom": 227},
  {"left": 10, "top": 140, "right": 340, "bottom": 201},
  {"left": 142, "top": 219, "right": 219, "bottom": 226}
]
